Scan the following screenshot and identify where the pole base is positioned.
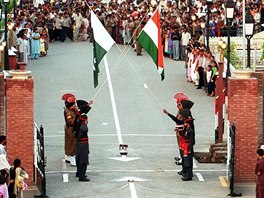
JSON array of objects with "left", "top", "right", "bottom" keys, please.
[{"left": 119, "top": 144, "right": 128, "bottom": 156}]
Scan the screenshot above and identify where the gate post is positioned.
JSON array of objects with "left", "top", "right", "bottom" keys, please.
[
  {"left": 6, "top": 70, "right": 34, "bottom": 185},
  {"left": 228, "top": 77, "right": 258, "bottom": 182},
  {"left": 0, "top": 73, "right": 4, "bottom": 135}
]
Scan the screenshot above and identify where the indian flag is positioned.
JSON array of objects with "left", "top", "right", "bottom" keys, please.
[
  {"left": 91, "top": 11, "right": 115, "bottom": 88},
  {"left": 137, "top": 8, "right": 165, "bottom": 80}
]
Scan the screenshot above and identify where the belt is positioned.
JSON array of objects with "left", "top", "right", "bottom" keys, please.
[{"left": 79, "top": 137, "right": 89, "bottom": 144}]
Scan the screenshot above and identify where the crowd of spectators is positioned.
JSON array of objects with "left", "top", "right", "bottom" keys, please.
[
  {"left": 1, "top": 0, "right": 264, "bottom": 96},
  {"left": 0, "top": 135, "right": 28, "bottom": 198}
]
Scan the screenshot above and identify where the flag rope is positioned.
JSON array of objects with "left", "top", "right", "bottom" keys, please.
[{"left": 85, "top": 3, "right": 164, "bottom": 111}]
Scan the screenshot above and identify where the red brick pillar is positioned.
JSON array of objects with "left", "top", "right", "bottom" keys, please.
[
  {"left": 17, "top": 62, "right": 26, "bottom": 70},
  {"left": 9, "top": 50, "right": 17, "bottom": 70},
  {"left": 228, "top": 77, "right": 258, "bottom": 183},
  {"left": 0, "top": 73, "right": 4, "bottom": 135},
  {"left": 251, "top": 72, "right": 264, "bottom": 146},
  {"left": 6, "top": 70, "right": 34, "bottom": 185}
]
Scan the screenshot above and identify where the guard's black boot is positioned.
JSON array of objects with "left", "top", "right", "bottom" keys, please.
[
  {"left": 79, "top": 177, "right": 90, "bottom": 182},
  {"left": 181, "top": 177, "right": 192, "bottom": 181}
]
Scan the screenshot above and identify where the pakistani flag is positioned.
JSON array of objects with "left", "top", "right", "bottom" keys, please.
[
  {"left": 137, "top": 9, "right": 165, "bottom": 80},
  {"left": 91, "top": 11, "right": 115, "bottom": 88}
]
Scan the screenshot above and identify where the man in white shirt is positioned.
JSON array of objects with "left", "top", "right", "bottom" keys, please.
[
  {"left": 0, "top": 136, "right": 7, "bottom": 156},
  {"left": 181, "top": 25, "right": 191, "bottom": 61},
  {"left": 0, "top": 135, "right": 10, "bottom": 170}
]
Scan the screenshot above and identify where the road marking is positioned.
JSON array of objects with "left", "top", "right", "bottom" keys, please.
[
  {"left": 116, "top": 177, "right": 147, "bottom": 182},
  {"left": 62, "top": 174, "right": 69, "bottom": 182},
  {"left": 143, "top": 84, "right": 148, "bottom": 89},
  {"left": 193, "top": 160, "right": 197, "bottom": 168},
  {"left": 109, "top": 156, "right": 141, "bottom": 162},
  {"left": 62, "top": 159, "right": 66, "bottom": 170},
  {"left": 195, "top": 173, "right": 204, "bottom": 181},
  {"left": 45, "top": 133, "right": 215, "bottom": 138},
  {"left": 129, "top": 182, "right": 138, "bottom": 198},
  {"left": 60, "top": 90, "right": 77, "bottom": 93},
  {"left": 104, "top": 57, "right": 123, "bottom": 145},
  {"left": 46, "top": 169, "right": 227, "bottom": 174},
  {"left": 219, "top": 176, "right": 229, "bottom": 187}
]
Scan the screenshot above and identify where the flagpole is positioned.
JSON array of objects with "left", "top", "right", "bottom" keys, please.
[{"left": 103, "top": 56, "right": 123, "bottom": 145}]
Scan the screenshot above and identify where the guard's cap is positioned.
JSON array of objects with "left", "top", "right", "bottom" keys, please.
[
  {"left": 62, "top": 93, "right": 75, "bottom": 101},
  {"left": 181, "top": 100, "right": 194, "bottom": 109},
  {"left": 179, "top": 109, "right": 191, "bottom": 120}
]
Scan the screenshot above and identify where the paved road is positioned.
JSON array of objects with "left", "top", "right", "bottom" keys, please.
[{"left": 24, "top": 40, "right": 255, "bottom": 198}]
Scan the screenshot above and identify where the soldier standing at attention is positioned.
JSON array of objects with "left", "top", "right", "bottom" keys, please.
[
  {"left": 163, "top": 93, "right": 194, "bottom": 176},
  {"left": 62, "top": 94, "right": 78, "bottom": 166},
  {"left": 180, "top": 109, "right": 195, "bottom": 181},
  {"left": 75, "top": 100, "right": 93, "bottom": 182}
]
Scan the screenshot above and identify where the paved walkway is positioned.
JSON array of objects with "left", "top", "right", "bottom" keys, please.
[{"left": 23, "top": 40, "right": 255, "bottom": 198}]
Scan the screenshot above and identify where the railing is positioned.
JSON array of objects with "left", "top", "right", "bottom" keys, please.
[
  {"left": 34, "top": 123, "right": 49, "bottom": 198},
  {"left": 227, "top": 122, "right": 242, "bottom": 197}
]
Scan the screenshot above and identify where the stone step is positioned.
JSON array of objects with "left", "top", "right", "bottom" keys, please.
[
  {"left": 210, "top": 143, "right": 227, "bottom": 148},
  {"left": 210, "top": 146, "right": 227, "bottom": 153}
]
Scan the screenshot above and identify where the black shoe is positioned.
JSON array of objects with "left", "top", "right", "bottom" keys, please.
[
  {"left": 177, "top": 171, "right": 183, "bottom": 175},
  {"left": 175, "top": 157, "right": 181, "bottom": 161},
  {"left": 175, "top": 161, "right": 182, "bottom": 165},
  {"left": 137, "top": 54, "right": 142, "bottom": 56},
  {"left": 196, "top": 87, "right": 202, "bottom": 89},
  {"left": 79, "top": 177, "right": 90, "bottom": 182},
  {"left": 76, "top": 173, "right": 87, "bottom": 177},
  {"left": 181, "top": 177, "right": 192, "bottom": 181},
  {"left": 65, "top": 160, "right": 70, "bottom": 163}
]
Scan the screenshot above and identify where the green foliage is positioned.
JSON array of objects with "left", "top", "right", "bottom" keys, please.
[
  {"left": 7, "top": 0, "right": 16, "bottom": 13},
  {"left": 224, "top": 42, "right": 240, "bottom": 69},
  {"left": 0, "top": 0, "right": 16, "bottom": 30}
]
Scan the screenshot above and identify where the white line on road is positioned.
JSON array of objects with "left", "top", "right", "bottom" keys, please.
[
  {"left": 60, "top": 90, "right": 77, "bottom": 93},
  {"left": 143, "top": 84, "right": 148, "bottom": 89},
  {"left": 195, "top": 173, "right": 205, "bottom": 181},
  {"left": 104, "top": 57, "right": 123, "bottom": 144},
  {"left": 46, "top": 169, "right": 227, "bottom": 174},
  {"left": 62, "top": 159, "right": 66, "bottom": 170},
  {"left": 45, "top": 133, "right": 215, "bottom": 138},
  {"left": 129, "top": 182, "right": 138, "bottom": 198},
  {"left": 62, "top": 174, "right": 69, "bottom": 182},
  {"left": 116, "top": 177, "right": 147, "bottom": 182},
  {"left": 193, "top": 160, "right": 197, "bottom": 168}
]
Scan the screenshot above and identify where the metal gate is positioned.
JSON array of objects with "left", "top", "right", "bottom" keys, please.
[
  {"left": 34, "top": 123, "right": 49, "bottom": 198},
  {"left": 228, "top": 123, "right": 242, "bottom": 197}
]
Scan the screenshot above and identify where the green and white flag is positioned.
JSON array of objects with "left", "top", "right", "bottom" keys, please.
[
  {"left": 91, "top": 11, "right": 115, "bottom": 88},
  {"left": 137, "top": 8, "right": 165, "bottom": 80}
]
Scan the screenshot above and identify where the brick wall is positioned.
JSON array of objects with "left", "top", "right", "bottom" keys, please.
[
  {"left": 251, "top": 72, "right": 264, "bottom": 146},
  {"left": 6, "top": 76, "right": 34, "bottom": 185},
  {"left": 0, "top": 73, "right": 4, "bottom": 135},
  {"left": 228, "top": 77, "right": 258, "bottom": 183}
]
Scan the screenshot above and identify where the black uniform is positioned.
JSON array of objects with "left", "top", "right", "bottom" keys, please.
[
  {"left": 75, "top": 105, "right": 91, "bottom": 182},
  {"left": 76, "top": 124, "right": 89, "bottom": 179},
  {"left": 182, "top": 122, "right": 194, "bottom": 181},
  {"left": 76, "top": 121, "right": 90, "bottom": 181}
]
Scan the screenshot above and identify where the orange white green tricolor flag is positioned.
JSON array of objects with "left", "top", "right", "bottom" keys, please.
[{"left": 137, "top": 8, "right": 165, "bottom": 80}]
